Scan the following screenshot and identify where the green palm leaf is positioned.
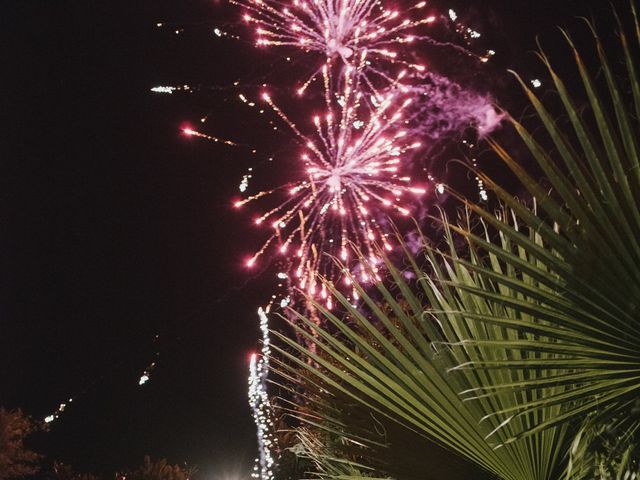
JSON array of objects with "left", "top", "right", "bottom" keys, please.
[
  {"left": 272, "top": 213, "right": 570, "bottom": 480},
  {"left": 449, "top": 6, "right": 640, "bottom": 436}
]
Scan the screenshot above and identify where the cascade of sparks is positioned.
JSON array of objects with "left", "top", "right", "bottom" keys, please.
[
  {"left": 248, "top": 307, "right": 276, "bottom": 480},
  {"left": 235, "top": 0, "right": 436, "bottom": 94},
  {"left": 236, "top": 65, "right": 427, "bottom": 308}
]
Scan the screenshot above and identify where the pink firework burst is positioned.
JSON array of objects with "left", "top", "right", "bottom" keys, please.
[
  {"left": 235, "top": 0, "right": 435, "bottom": 93},
  {"left": 235, "top": 66, "right": 428, "bottom": 308}
]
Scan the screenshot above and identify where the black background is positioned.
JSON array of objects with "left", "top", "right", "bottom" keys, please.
[{"left": 1, "top": 0, "right": 617, "bottom": 478}]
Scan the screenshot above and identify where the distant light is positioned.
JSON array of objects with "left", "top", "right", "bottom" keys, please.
[
  {"left": 531, "top": 79, "right": 542, "bottom": 88},
  {"left": 44, "top": 415, "right": 55, "bottom": 424},
  {"left": 150, "top": 86, "right": 176, "bottom": 94},
  {"left": 138, "top": 374, "right": 150, "bottom": 386}
]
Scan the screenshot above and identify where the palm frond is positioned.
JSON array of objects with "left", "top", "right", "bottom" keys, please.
[
  {"left": 445, "top": 7, "right": 640, "bottom": 436},
  {"left": 272, "top": 211, "right": 570, "bottom": 480}
]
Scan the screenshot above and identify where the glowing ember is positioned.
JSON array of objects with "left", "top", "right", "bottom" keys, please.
[{"left": 182, "top": 127, "right": 242, "bottom": 146}]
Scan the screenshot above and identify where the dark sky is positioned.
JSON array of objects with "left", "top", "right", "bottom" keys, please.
[{"left": 1, "top": 0, "right": 616, "bottom": 478}]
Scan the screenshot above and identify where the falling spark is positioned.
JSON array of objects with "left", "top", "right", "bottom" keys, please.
[
  {"left": 44, "top": 399, "right": 73, "bottom": 425},
  {"left": 182, "top": 127, "right": 242, "bottom": 147},
  {"left": 150, "top": 85, "right": 192, "bottom": 94},
  {"left": 249, "top": 307, "right": 276, "bottom": 480},
  {"left": 138, "top": 362, "right": 156, "bottom": 386},
  {"left": 151, "top": 86, "right": 177, "bottom": 94},
  {"left": 240, "top": 173, "right": 253, "bottom": 192}
]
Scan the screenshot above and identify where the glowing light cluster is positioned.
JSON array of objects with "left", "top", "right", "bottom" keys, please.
[
  {"left": 235, "top": 0, "right": 436, "bottom": 93},
  {"left": 249, "top": 307, "right": 276, "bottom": 480},
  {"left": 44, "top": 399, "right": 73, "bottom": 424},
  {"left": 138, "top": 361, "right": 156, "bottom": 386},
  {"left": 150, "top": 85, "right": 191, "bottom": 94},
  {"left": 237, "top": 66, "right": 426, "bottom": 307}
]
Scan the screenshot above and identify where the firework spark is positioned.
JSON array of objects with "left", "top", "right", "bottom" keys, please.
[
  {"left": 235, "top": 66, "right": 427, "bottom": 307},
  {"left": 235, "top": 0, "right": 437, "bottom": 94},
  {"left": 182, "top": 127, "right": 243, "bottom": 147}
]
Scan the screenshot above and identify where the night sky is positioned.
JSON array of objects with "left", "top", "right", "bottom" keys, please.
[{"left": 1, "top": 0, "right": 616, "bottom": 478}]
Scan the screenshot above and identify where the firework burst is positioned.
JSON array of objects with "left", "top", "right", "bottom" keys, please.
[
  {"left": 235, "top": 0, "right": 438, "bottom": 94},
  {"left": 235, "top": 66, "right": 427, "bottom": 308}
]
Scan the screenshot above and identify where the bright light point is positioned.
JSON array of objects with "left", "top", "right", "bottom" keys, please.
[
  {"left": 531, "top": 79, "right": 542, "bottom": 88},
  {"left": 44, "top": 415, "right": 55, "bottom": 423},
  {"left": 247, "top": 258, "right": 256, "bottom": 267},
  {"left": 262, "top": 92, "right": 271, "bottom": 101},
  {"left": 150, "top": 86, "right": 176, "bottom": 94},
  {"left": 426, "top": 16, "right": 436, "bottom": 23},
  {"left": 183, "top": 128, "right": 196, "bottom": 136},
  {"left": 138, "top": 374, "right": 150, "bottom": 386},
  {"left": 436, "top": 184, "right": 445, "bottom": 194}
]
